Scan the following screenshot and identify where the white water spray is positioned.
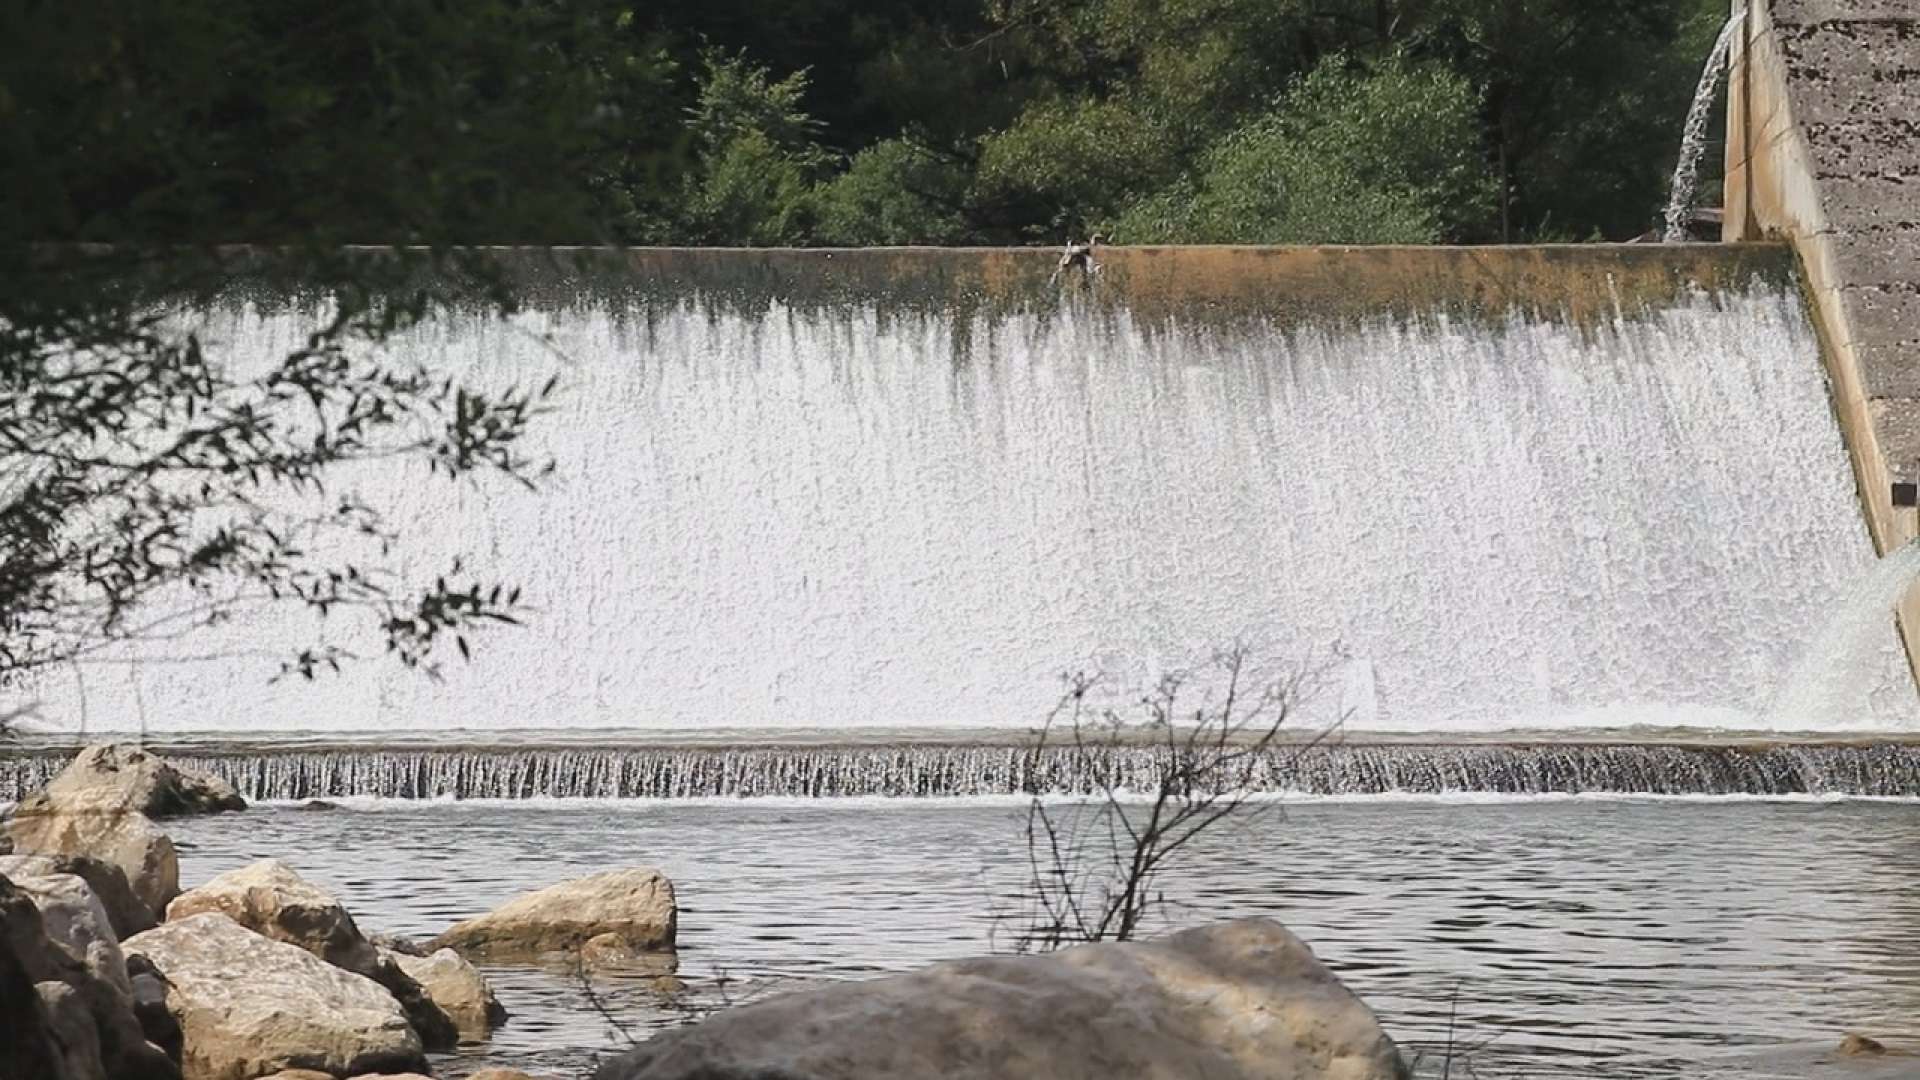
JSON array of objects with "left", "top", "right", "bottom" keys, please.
[
  {"left": 16, "top": 278, "right": 1904, "bottom": 735},
  {"left": 1767, "top": 541, "right": 1920, "bottom": 728},
  {"left": 1664, "top": 9, "right": 1748, "bottom": 242}
]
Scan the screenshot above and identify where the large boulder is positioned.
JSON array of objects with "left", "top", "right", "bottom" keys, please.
[
  {"left": 14, "top": 873, "right": 133, "bottom": 996},
  {"left": 389, "top": 947, "right": 507, "bottom": 1042},
  {"left": 0, "top": 853, "right": 157, "bottom": 940},
  {"left": 17, "top": 744, "right": 244, "bottom": 819},
  {"left": 165, "top": 861, "right": 373, "bottom": 973},
  {"left": 1, "top": 916, "right": 71, "bottom": 1080},
  {"left": 431, "top": 868, "right": 676, "bottom": 959},
  {"left": 123, "top": 913, "right": 426, "bottom": 1080},
  {"left": 0, "top": 874, "right": 179, "bottom": 1080},
  {"left": 6, "top": 805, "right": 180, "bottom": 915},
  {"left": 593, "top": 919, "right": 1408, "bottom": 1080},
  {"left": 165, "top": 860, "right": 458, "bottom": 1051},
  {"left": 37, "top": 979, "right": 107, "bottom": 1080}
]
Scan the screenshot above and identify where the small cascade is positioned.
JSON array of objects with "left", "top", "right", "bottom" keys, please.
[
  {"left": 1664, "top": 8, "right": 1748, "bottom": 241},
  {"left": 1768, "top": 542, "right": 1920, "bottom": 727},
  {"left": 8, "top": 741, "right": 1920, "bottom": 801}
]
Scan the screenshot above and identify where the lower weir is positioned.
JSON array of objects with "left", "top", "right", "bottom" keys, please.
[{"left": 9, "top": 739, "right": 1920, "bottom": 800}]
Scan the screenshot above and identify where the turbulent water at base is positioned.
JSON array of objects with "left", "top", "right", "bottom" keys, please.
[
  {"left": 1769, "top": 542, "right": 1920, "bottom": 727},
  {"left": 10, "top": 742, "right": 1920, "bottom": 800},
  {"left": 14, "top": 278, "right": 1912, "bottom": 734}
]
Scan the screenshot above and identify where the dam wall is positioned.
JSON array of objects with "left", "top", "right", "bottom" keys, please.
[
  {"left": 11, "top": 737, "right": 1920, "bottom": 800},
  {"left": 6, "top": 245, "right": 1909, "bottom": 736},
  {"left": 1723, "top": 0, "right": 1920, "bottom": 667}
]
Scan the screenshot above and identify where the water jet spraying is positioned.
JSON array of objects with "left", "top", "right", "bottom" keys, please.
[{"left": 1664, "top": 9, "right": 1747, "bottom": 242}]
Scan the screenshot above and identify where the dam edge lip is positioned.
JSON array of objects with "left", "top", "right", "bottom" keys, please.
[{"left": 42, "top": 242, "right": 1803, "bottom": 332}]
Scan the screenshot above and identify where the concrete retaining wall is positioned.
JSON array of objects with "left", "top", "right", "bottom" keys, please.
[{"left": 1723, "top": 0, "right": 1920, "bottom": 673}]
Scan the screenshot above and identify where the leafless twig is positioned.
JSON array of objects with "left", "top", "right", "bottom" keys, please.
[{"left": 1005, "top": 643, "right": 1336, "bottom": 952}]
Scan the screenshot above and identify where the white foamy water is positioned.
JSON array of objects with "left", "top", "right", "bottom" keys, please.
[
  {"left": 16, "top": 281, "right": 1912, "bottom": 733},
  {"left": 1769, "top": 542, "right": 1920, "bottom": 727}
]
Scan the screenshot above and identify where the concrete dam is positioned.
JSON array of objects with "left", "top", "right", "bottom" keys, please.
[
  {"left": 9, "top": 0, "right": 1920, "bottom": 797},
  {"left": 12, "top": 246, "right": 1912, "bottom": 740}
]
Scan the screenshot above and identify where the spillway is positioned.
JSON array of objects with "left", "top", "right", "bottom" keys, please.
[
  {"left": 9, "top": 246, "right": 1912, "bottom": 736},
  {"left": 9, "top": 737, "right": 1920, "bottom": 800}
]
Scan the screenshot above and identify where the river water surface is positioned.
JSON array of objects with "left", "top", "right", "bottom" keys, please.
[{"left": 168, "top": 797, "right": 1920, "bottom": 1078}]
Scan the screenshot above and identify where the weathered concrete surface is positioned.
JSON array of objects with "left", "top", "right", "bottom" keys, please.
[
  {"left": 189, "top": 243, "right": 1795, "bottom": 336},
  {"left": 1725, "top": 0, "right": 1920, "bottom": 676}
]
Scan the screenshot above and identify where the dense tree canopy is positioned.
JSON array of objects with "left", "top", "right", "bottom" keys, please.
[
  {"left": 4, "top": 0, "right": 1727, "bottom": 250},
  {"left": 604, "top": 0, "right": 1729, "bottom": 244}
]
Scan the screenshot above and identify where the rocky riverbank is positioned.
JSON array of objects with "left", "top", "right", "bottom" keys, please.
[{"left": 2, "top": 743, "right": 676, "bottom": 1080}]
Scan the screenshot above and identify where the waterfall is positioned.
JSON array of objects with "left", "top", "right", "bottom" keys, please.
[
  {"left": 8, "top": 255, "right": 1908, "bottom": 735},
  {"left": 1664, "top": 9, "right": 1748, "bottom": 242},
  {"left": 8, "top": 740, "right": 1920, "bottom": 800}
]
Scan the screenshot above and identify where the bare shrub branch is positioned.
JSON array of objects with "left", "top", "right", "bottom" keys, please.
[{"left": 1006, "top": 643, "right": 1336, "bottom": 953}]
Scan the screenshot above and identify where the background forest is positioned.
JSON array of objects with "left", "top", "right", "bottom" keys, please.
[{"left": 5, "top": 0, "right": 1729, "bottom": 251}]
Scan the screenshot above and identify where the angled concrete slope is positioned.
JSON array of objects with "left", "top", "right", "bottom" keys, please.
[{"left": 1724, "top": 0, "right": 1920, "bottom": 670}]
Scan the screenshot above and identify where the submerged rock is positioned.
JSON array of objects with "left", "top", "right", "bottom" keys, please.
[
  {"left": 366, "top": 931, "right": 427, "bottom": 957},
  {"left": 18, "top": 744, "right": 244, "bottom": 820},
  {"left": 593, "top": 918, "right": 1408, "bottom": 1080},
  {"left": 431, "top": 868, "right": 677, "bottom": 959},
  {"left": 123, "top": 913, "right": 425, "bottom": 1080},
  {"left": 165, "top": 860, "right": 457, "bottom": 1051},
  {"left": 1841, "top": 1033, "right": 1888, "bottom": 1056},
  {"left": 389, "top": 946, "right": 508, "bottom": 1042}
]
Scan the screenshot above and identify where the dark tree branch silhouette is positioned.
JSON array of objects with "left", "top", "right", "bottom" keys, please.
[{"left": 1009, "top": 645, "right": 1332, "bottom": 953}]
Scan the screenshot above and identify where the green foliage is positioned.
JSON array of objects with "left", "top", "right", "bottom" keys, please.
[
  {"left": 0, "top": 0, "right": 1731, "bottom": 250},
  {"left": 1117, "top": 55, "right": 1495, "bottom": 245},
  {"left": 815, "top": 140, "right": 972, "bottom": 246},
  {"left": 686, "top": 52, "right": 831, "bottom": 163},
  {"left": 974, "top": 95, "right": 1181, "bottom": 238},
  {"left": 0, "top": 0, "right": 635, "bottom": 246},
  {"left": 687, "top": 131, "right": 821, "bottom": 246},
  {"left": 678, "top": 54, "right": 831, "bottom": 245}
]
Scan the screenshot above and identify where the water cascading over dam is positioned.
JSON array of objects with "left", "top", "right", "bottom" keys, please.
[{"left": 13, "top": 246, "right": 1914, "bottom": 744}]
